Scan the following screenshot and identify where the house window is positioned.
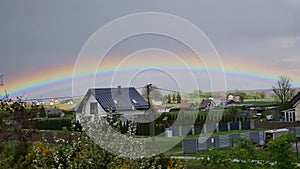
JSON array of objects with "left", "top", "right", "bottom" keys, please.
[
  {"left": 286, "top": 111, "right": 295, "bottom": 122},
  {"left": 131, "top": 99, "right": 137, "bottom": 104},
  {"left": 90, "top": 102, "right": 98, "bottom": 114},
  {"left": 289, "top": 112, "right": 294, "bottom": 122},
  {"left": 113, "top": 100, "right": 118, "bottom": 104}
]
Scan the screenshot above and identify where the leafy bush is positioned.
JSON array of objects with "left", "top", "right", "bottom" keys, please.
[
  {"left": 266, "top": 132, "right": 297, "bottom": 169},
  {"left": 31, "top": 118, "right": 72, "bottom": 130}
]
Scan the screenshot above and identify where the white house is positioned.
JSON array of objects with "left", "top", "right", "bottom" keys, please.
[
  {"left": 227, "top": 93, "right": 241, "bottom": 102},
  {"left": 199, "top": 99, "right": 216, "bottom": 111},
  {"left": 281, "top": 92, "right": 300, "bottom": 122},
  {"left": 76, "top": 86, "right": 149, "bottom": 123}
]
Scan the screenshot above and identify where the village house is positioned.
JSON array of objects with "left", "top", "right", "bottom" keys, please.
[
  {"left": 179, "top": 102, "right": 196, "bottom": 110},
  {"left": 281, "top": 92, "right": 300, "bottom": 122},
  {"left": 76, "top": 86, "right": 149, "bottom": 123},
  {"left": 49, "top": 98, "right": 60, "bottom": 105},
  {"left": 152, "top": 100, "right": 163, "bottom": 106},
  {"left": 227, "top": 93, "right": 241, "bottom": 102},
  {"left": 199, "top": 99, "right": 216, "bottom": 111}
]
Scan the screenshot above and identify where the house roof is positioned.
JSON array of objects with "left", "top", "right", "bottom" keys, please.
[
  {"left": 291, "top": 92, "right": 300, "bottom": 107},
  {"left": 78, "top": 87, "right": 149, "bottom": 112},
  {"left": 281, "top": 108, "right": 295, "bottom": 113},
  {"left": 180, "top": 102, "right": 195, "bottom": 109},
  {"left": 199, "top": 99, "right": 215, "bottom": 109}
]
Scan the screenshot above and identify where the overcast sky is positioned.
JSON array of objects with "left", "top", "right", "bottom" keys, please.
[{"left": 1, "top": 0, "right": 300, "bottom": 98}]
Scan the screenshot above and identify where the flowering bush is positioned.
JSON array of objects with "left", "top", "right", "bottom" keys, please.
[{"left": 16, "top": 120, "right": 181, "bottom": 169}]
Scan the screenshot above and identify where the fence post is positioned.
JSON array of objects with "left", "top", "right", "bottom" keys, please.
[
  {"left": 191, "top": 125, "right": 195, "bottom": 135},
  {"left": 179, "top": 126, "right": 182, "bottom": 137},
  {"left": 239, "top": 121, "right": 242, "bottom": 130},
  {"left": 227, "top": 122, "right": 231, "bottom": 132},
  {"left": 203, "top": 124, "right": 207, "bottom": 134},
  {"left": 250, "top": 120, "right": 255, "bottom": 129}
]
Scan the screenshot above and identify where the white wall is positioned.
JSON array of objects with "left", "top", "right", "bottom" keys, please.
[
  {"left": 295, "top": 102, "right": 300, "bottom": 121},
  {"left": 76, "top": 94, "right": 107, "bottom": 122},
  {"left": 76, "top": 94, "right": 145, "bottom": 123}
]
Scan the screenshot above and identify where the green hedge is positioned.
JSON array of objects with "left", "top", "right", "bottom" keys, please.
[{"left": 29, "top": 118, "right": 72, "bottom": 130}]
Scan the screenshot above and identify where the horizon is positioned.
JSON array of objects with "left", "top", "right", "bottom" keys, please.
[{"left": 1, "top": 1, "right": 300, "bottom": 99}]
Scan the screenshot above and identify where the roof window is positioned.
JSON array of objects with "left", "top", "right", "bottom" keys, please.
[{"left": 131, "top": 99, "right": 137, "bottom": 104}]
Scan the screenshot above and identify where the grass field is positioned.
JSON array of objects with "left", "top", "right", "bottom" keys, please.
[{"left": 243, "top": 98, "right": 279, "bottom": 106}]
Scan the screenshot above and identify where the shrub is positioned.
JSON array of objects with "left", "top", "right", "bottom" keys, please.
[{"left": 31, "top": 118, "right": 72, "bottom": 130}]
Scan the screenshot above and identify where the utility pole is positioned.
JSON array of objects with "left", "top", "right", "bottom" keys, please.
[
  {"left": 146, "top": 84, "right": 156, "bottom": 151},
  {"left": 0, "top": 74, "right": 4, "bottom": 86}
]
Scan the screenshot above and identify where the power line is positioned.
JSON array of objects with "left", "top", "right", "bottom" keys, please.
[{"left": 139, "top": 85, "right": 200, "bottom": 95}]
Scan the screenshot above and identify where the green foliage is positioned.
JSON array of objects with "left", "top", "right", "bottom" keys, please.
[
  {"left": 0, "top": 119, "right": 182, "bottom": 169},
  {"left": 237, "top": 91, "right": 247, "bottom": 103},
  {"left": 194, "top": 133, "right": 298, "bottom": 169},
  {"left": 0, "top": 109, "right": 11, "bottom": 125},
  {"left": 39, "top": 106, "right": 46, "bottom": 118},
  {"left": 30, "top": 118, "right": 72, "bottom": 130},
  {"left": 0, "top": 141, "right": 16, "bottom": 168},
  {"left": 230, "top": 138, "right": 269, "bottom": 169},
  {"left": 47, "top": 112, "right": 62, "bottom": 118},
  {"left": 257, "top": 91, "right": 266, "bottom": 99},
  {"left": 172, "top": 94, "right": 176, "bottom": 103},
  {"left": 198, "top": 148, "right": 234, "bottom": 169},
  {"left": 266, "top": 132, "right": 297, "bottom": 169},
  {"left": 224, "top": 107, "right": 240, "bottom": 121},
  {"left": 176, "top": 92, "right": 181, "bottom": 104},
  {"left": 167, "top": 94, "right": 171, "bottom": 104}
]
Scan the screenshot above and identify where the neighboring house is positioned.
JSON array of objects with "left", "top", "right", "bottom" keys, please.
[
  {"left": 179, "top": 102, "right": 196, "bottom": 110},
  {"left": 152, "top": 100, "right": 163, "bottom": 106},
  {"left": 227, "top": 93, "right": 240, "bottom": 102},
  {"left": 60, "top": 99, "right": 74, "bottom": 105},
  {"left": 281, "top": 92, "right": 300, "bottom": 122},
  {"left": 208, "top": 98, "right": 227, "bottom": 107},
  {"left": 50, "top": 98, "right": 60, "bottom": 105},
  {"left": 76, "top": 86, "right": 149, "bottom": 123},
  {"left": 199, "top": 99, "right": 216, "bottom": 111}
]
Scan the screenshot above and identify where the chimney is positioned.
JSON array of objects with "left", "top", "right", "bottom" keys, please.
[{"left": 117, "top": 85, "right": 121, "bottom": 94}]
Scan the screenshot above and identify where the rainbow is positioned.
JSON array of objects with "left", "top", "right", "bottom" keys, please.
[{"left": 4, "top": 54, "right": 300, "bottom": 99}]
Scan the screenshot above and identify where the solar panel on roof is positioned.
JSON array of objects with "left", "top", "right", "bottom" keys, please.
[{"left": 89, "top": 87, "right": 149, "bottom": 112}]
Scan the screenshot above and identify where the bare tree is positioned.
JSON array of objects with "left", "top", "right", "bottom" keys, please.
[{"left": 272, "top": 75, "right": 296, "bottom": 104}]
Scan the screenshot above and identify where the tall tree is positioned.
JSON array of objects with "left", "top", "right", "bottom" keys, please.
[
  {"left": 272, "top": 75, "right": 296, "bottom": 105},
  {"left": 257, "top": 91, "right": 266, "bottom": 99},
  {"left": 237, "top": 91, "right": 247, "bottom": 103},
  {"left": 176, "top": 92, "right": 181, "bottom": 104},
  {"left": 172, "top": 93, "right": 176, "bottom": 103},
  {"left": 167, "top": 94, "right": 171, "bottom": 104}
]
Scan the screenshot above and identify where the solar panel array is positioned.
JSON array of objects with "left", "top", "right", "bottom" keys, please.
[{"left": 90, "top": 87, "right": 149, "bottom": 111}]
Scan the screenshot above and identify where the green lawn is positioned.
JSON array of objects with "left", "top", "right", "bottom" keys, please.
[{"left": 243, "top": 98, "right": 279, "bottom": 106}]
